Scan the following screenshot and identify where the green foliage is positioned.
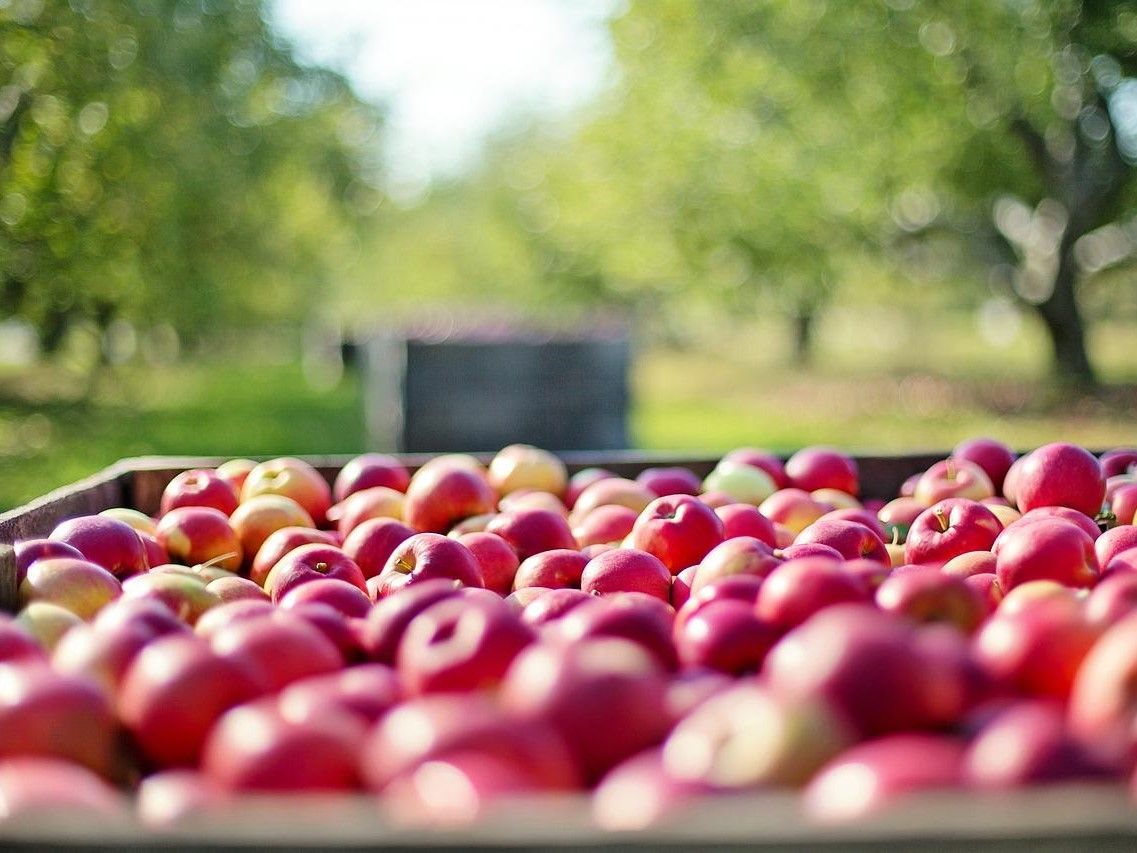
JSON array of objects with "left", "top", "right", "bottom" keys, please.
[{"left": 0, "top": 0, "right": 382, "bottom": 352}]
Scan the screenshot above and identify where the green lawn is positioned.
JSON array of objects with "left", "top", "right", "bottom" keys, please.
[{"left": 0, "top": 314, "right": 1135, "bottom": 511}]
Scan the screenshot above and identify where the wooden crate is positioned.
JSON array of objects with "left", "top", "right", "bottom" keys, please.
[{"left": 1, "top": 451, "right": 1135, "bottom": 850}]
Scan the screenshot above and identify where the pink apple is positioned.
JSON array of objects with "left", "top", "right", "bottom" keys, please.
[
  {"left": 903, "top": 498, "right": 1002, "bottom": 567},
  {"left": 671, "top": 565, "right": 697, "bottom": 609},
  {"left": 0, "top": 758, "right": 123, "bottom": 820},
  {"left": 1100, "top": 448, "right": 1137, "bottom": 479},
  {"left": 1096, "top": 525, "right": 1137, "bottom": 569},
  {"left": 572, "top": 504, "right": 638, "bottom": 548},
  {"left": 206, "top": 575, "right": 270, "bottom": 604},
  {"left": 674, "top": 599, "right": 779, "bottom": 674},
  {"left": 581, "top": 548, "right": 672, "bottom": 601},
  {"left": 964, "top": 572, "right": 1003, "bottom": 618},
  {"left": 333, "top": 453, "right": 410, "bottom": 501},
  {"left": 941, "top": 550, "right": 998, "bottom": 578},
  {"left": 635, "top": 466, "right": 701, "bottom": 497},
  {"left": 994, "top": 518, "right": 1098, "bottom": 590},
  {"left": 156, "top": 507, "right": 243, "bottom": 573},
  {"left": 1105, "top": 547, "right": 1137, "bottom": 576},
  {"left": 513, "top": 548, "right": 588, "bottom": 591},
  {"left": 403, "top": 463, "right": 497, "bottom": 534},
  {"left": 758, "top": 489, "right": 832, "bottom": 535},
  {"left": 592, "top": 748, "right": 712, "bottom": 831},
  {"left": 1014, "top": 442, "right": 1105, "bottom": 517},
  {"left": 327, "top": 486, "right": 405, "bottom": 537},
  {"left": 519, "top": 587, "right": 594, "bottom": 627},
  {"left": 160, "top": 469, "right": 239, "bottom": 517},
  {"left": 785, "top": 446, "right": 858, "bottom": 496},
  {"left": 121, "top": 573, "right": 221, "bottom": 626},
  {"left": 755, "top": 557, "right": 870, "bottom": 630},
  {"left": 1014, "top": 505, "right": 1101, "bottom": 540},
  {"left": 278, "top": 664, "right": 402, "bottom": 726},
  {"left": 210, "top": 610, "right": 343, "bottom": 693},
  {"left": 278, "top": 577, "right": 371, "bottom": 618},
  {"left": 1110, "top": 485, "right": 1137, "bottom": 526},
  {"left": 1068, "top": 612, "right": 1137, "bottom": 767},
  {"left": 248, "top": 526, "right": 337, "bottom": 587},
  {"left": 841, "top": 557, "right": 893, "bottom": 592},
  {"left": 357, "top": 577, "right": 464, "bottom": 663},
  {"left": 485, "top": 508, "right": 577, "bottom": 561},
  {"left": 914, "top": 459, "right": 995, "bottom": 506},
  {"left": 628, "top": 495, "right": 725, "bottom": 576},
  {"left": 455, "top": 531, "right": 520, "bottom": 595},
  {"left": 263, "top": 543, "right": 367, "bottom": 602},
  {"left": 698, "top": 490, "right": 738, "bottom": 509},
  {"left": 496, "top": 489, "right": 568, "bottom": 517},
  {"left": 570, "top": 477, "right": 655, "bottom": 522},
  {"left": 0, "top": 616, "right": 47, "bottom": 665},
  {"left": 721, "top": 448, "right": 789, "bottom": 489},
  {"left": 691, "top": 537, "right": 781, "bottom": 595},
  {"left": 136, "top": 769, "right": 225, "bottom": 827},
  {"left": 241, "top": 457, "right": 333, "bottom": 525},
  {"left": 953, "top": 437, "right": 1016, "bottom": 493},
  {"left": 340, "top": 518, "right": 415, "bottom": 582},
  {"left": 372, "top": 533, "right": 483, "bottom": 598},
  {"left": 875, "top": 566, "right": 984, "bottom": 633},
  {"left": 215, "top": 459, "right": 257, "bottom": 494},
  {"left": 49, "top": 515, "right": 147, "bottom": 579},
  {"left": 794, "top": 518, "right": 889, "bottom": 564},
  {"left": 553, "top": 593, "right": 677, "bottom": 670},
  {"left": 714, "top": 503, "right": 776, "bottom": 546}
]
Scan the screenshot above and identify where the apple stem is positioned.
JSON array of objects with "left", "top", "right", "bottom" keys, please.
[
  {"left": 197, "top": 552, "right": 239, "bottom": 571},
  {"left": 933, "top": 508, "right": 949, "bottom": 533},
  {"left": 945, "top": 460, "right": 957, "bottom": 481}
]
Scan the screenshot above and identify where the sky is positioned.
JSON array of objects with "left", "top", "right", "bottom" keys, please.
[{"left": 269, "top": 0, "right": 619, "bottom": 199}]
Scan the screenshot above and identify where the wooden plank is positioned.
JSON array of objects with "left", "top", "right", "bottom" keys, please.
[{"left": 0, "top": 465, "right": 129, "bottom": 546}]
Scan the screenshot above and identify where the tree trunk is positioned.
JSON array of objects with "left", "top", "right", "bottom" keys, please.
[
  {"left": 1035, "top": 248, "right": 1096, "bottom": 386},
  {"left": 790, "top": 306, "right": 814, "bottom": 367}
]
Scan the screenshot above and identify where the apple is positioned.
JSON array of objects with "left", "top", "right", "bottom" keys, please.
[
  {"left": 997, "top": 579, "right": 1079, "bottom": 616},
  {"left": 263, "top": 543, "right": 367, "bottom": 602},
  {"left": 963, "top": 573, "right": 1003, "bottom": 618},
  {"left": 1105, "top": 548, "right": 1137, "bottom": 577},
  {"left": 0, "top": 664, "right": 118, "bottom": 777},
  {"left": 136, "top": 769, "right": 224, "bottom": 827},
  {"left": 278, "top": 663, "right": 402, "bottom": 727},
  {"left": 205, "top": 575, "right": 270, "bottom": 604},
  {"left": 841, "top": 557, "right": 892, "bottom": 592},
  {"left": 49, "top": 515, "right": 147, "bottom": 579},
  {"left": 327, "top": 486, "right": 405, "bottom": 537},
  {"left": 635, "top": 466, "right": 702, "bottom": 497},
  {"left": 98, "top": 507, "right": 159, "bottom": 537},
  {"left": 278, "top": 577, "right": 371, "bottom": 618},
  {"left": 452, "top": 532, "right": 519, "bottom": 595},
  {"left": 994, "top": 518, "right": 1098, "bottom": 591},
  {"left": 554, "top": 593, "right": 677, "bottom": 670},
  {"left": 248, "top": 526, "right": 337, "bottom": 587},
  {"left": 500, "top": 638, "right": 671, "bottom": 783},
  {"left": 674, "top": 599, "right": 779, "bottom": 674},
  {"left": 564, "top": 467, "right": 617, "bottom": 510},
  {"left": 874, "top": 566, "right": 984, "bottom": 633},
  {"left": 1014, "top": 442, "right": 1105, "bottom": 517},
  {"left": 662, "top": 683, "right": 853, "bottom": 789},
  {"left": 592, "top": 748, "right": 712, "bottom": 831},
  {"left": 485, "top": 508, "right": 577, "bottom": 561},
  {"left": 803, "top": 734, "right": 966, "bottom": 822},
  {"left": 570, "top": 477, "right": 655, "bottom": 522},
  {"left": 403, "top": 463, "right": 497, "bottom": 534},
  {"left": 755, "top": 557, "right": 870, "bottom": 630},
  {"left": 357, "top": 578, "right": 464, "bottom": 663},
  {"left": 899, "top": 472, "right": 921, "bottom": 498},
  {"left": 333, "top": 453, "right": 410, "bottom": 501},
  {"left": 397, "top": 595, "right": 536, "bottom": 694},
  {"left": 445, "top": 513, "right": 497, "bottom": 537},
  {"left": 903, "top": 498, "right": 1002, "bottom": 567},
  {"left": 1068, "top": 612, "right": 1137, "bottom": 766},
  {"left": 794, "top": 519, "right": 889, "bottom": 564},
  {"left": 121, "top": 572, "right": 221, "bottom": 626},
  {"left": 215, "top": 458, "right": 257, "bottom": 494},
  {"left": 721, "top": 448, "right": 789, "bottom": 489},
  {"left": 691, "top": 537, "right": 781, "bottom": 595},
  {"left": 671, "top": 566, "right": 697, "bottom": 609},
  {"left": 513, "top": 549, "right": 589, "bottom": 592},
  {"left": 156, "top": 507, "right": 243, "bottom": 574},
  {"left": 572, "top": 504, "right": 638, "bottom": 548},
  {"left": 812, "top": 489, "right": 862, "bottom": 511},
  {"left": 51, "top": 618, "right": 153, "bottom": 696},
  {"left": 202, "top": 698, "right": 362, "bottom": 791},
  {"left": 775, "top": 542, "right": 843, "bottom": 561},
  {"left": 15, "top": 602, "right": 84, "bottom": 652},
  {"left": 758, "top": 489, "right": 832, "bottom": 536},
  {"left": 160, "top": 469, "right": 239, "bottom": 517},
  {"left": 713, "top": 503, "right": 776, "bottom": 546},
  {"left": 984, "top": 503, "right": 1023, "bottom": 529},
  {"left": 13, "top": 539, "right": 84, "bottom": 586},
  {"left": 953, "top": 437, "right": 1016, "bottom": 493},
  {"left": 241, "top": 457, "right": 333, "bottom": 525},
  {"left": 372, "top": 533, "right": 483, "bottom": 599},
  {"left": 229, "top": 495, "right": 314, "bottom": 561},
  {"left": 1101, "top": 448, "right": 1137, "bottom": 479},
  {"left": 1110, "top": 484, "right": 1137, "bottom": 526},
  {"left": 487, "top": 444, "right": 567, "bottom": 498},
  {"left": 209, "top": 610, "right": 342, "bottom": 693},
  {"left": 785, "top": 446, "right": 859, "bottom": 496},
  {"left": 18, "top": 558, "right": 121, "bottom": 621},
  {"left": 519, "top": 588, "right": 594, "bottom": 628},
  {"left": 0, "top": 757, "right": 124, "bottom": 819},
  {"left": 0, "top": 616, "right": 47, "bottom": 665},
  {"left": 1088, "top": 572, "right": 1137, "bottom": 628},
  {"left": 665, "top": 669, "right": 733, "bottom": 720},
  {"left": 581, "top": 548, "right": 672, "bottom": 602},
  {"left": 698, "top": 490, "right": 737, "bottom": 509},
  {"left": 93, "top": 597, "right": 190, "bottom": 641},
  {"left": 628, "top": 495, "right": 725, "bottom": 575},
  {"left": 1014, "top": 506, "right": 1101, "bottom": 540},
  {"left": 340, "top": 518, "right": 415, "bottom": 583},
  {"left": 941, "top": 550, "right": 998, "bottom": 578},
  {"left": 496, "top": 489, "right": 568, "bottom": 517},
  {"left": 914, "top": 459, "right": 995, "bottom": 506},
  {"left": 1096, "top": 525, "right": 1137, "bottom": 570},
  {"left": 701, "top": 461, "right": 776, "bottom": 505}
]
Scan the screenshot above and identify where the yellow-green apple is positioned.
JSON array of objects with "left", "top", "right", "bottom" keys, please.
[
  {"left": 794, "top": 519, "right": 889, "bottom": 564},
  {"left": 215, "top": 459, "right": 257, "bottom": 494},
  {"left": 812, "top": 489, "right": 861, "bottom": 511},
  {"left": 487, "top": 444, "right": 567, "bottom": 498},
  {"left": 210, "top": 610, "right": 342, "bottom": 694},
  {"left": 874, "top": 566, "right": 984, "bottom": 633},
  {"left": 229, "top": 495, "right": 314, "bottom": 562},
  {"left": 674, "top": 599, "right": 778, "bottom": 674},
  {"left": 994, "top": 518, "right": 1098, "bottom": 590},
  {"left": 403, "top": 464, "right": 497, "bottom": 534},
  {"left": 635, "top": 466, "right": 701, "bottom": 497},
  {"left": 263, "top": 543, "right": 366, "bottom": 603},
  {"left": 13, "top": 539, "right": 84, "bottom": 586},
  {"left": 121, "top": 572, "right": 221, "bottom": 626},
  {"left": 953, "top": 437, "right": 1016, "bottom": 494},
  {"left": 357, "top": 578, "right": 464, "bottom": 663},
  {"left": 721, "top": 448, "right": 789, "bottom": 489},
  {"left": 1014, "top": 442, "right": 1105, "bottom": 517},
  {"left": 0, "top": 665, "right": 118, "bottom": 777},
  {"left": 372, "top": 533, "right": 484, "bottom": 599},
  {"left": 985, "top": 503, "right": 1022, "bottom": 528},
  {"left": 904, "top": 498, "right": 1003, "bottom": 567},
  {"left": 553, "top": 593, "right": 677, "bottom": 671},
  {"left": 98, "top": 507, "right": 159, "bottom": 537},
  {"left": 201, "top": 699, "right": 363, "bottom": 792},
  {"left": 714, "top": 503, "right": 777, "bottom": 545},
  {"left": 156, "top": 507, "right": 243, "bottom": 574},
  {"left": 500, "top": 638, "right": 671, "bottom": 784},
  {"left": 397, "top": 595, "right": 536, "bottom": 695},
  {"left": 19, "top": 558, "right": 121, "bottom": 620},
  {"left": 785, "top": 446, "right": 859, "bottom": 496},
  {"left": 629, "top": 495, "right": 725, "bottom": 576},
  {"left": 333, "top": 453, "right": 410, "bottom": 502},
  {"left": 49, "top": 515, "right": 148, "bottom": 579},
  {"left": 250, "top": 526, "right": 338, "bottom": 586},
  {"left": 755, "top": 557, "right": 870, "bottom": 630},
  {"left": 573, "top": 504, "right": 638, "bottom": 548},
  {"left": 327, "top": 486, "right": 404, "bottom": 537},
  {"left": 691, "top": 537, "right": 781, "bottom": 595},
  {"left": 564, "top": 467, "right": 617, "bottom": 510},
  {"left": 758, "top": 489, "right": 832, "bottom": 536},
  {"left": 701, "top": 461, "right": 776, "bottom": 505},
  {"left": 941, "top": 550, "right": 997, "bottom": 578},
  {"left": 663, "top": 683, "right": 852, "bottom": 789},
  {"left": 14, "top": 602, "right": 83, "bottom": 652},
  {"left": 570, "top": 478, "right": 655, "bottom": 522},
  {"left": 160, "top": 469, "right": 239, "bottom": 517},
  {"left": 341, "top": 518, "right": 415, "bottom": 583},
  {"left": 455, "top": 532, "right": 519, "bottom": 595},
  {"left": 914, "top": 459, "right": 995, "bottom": 506},
  {"left": 803, "top": 734, "right": 966, "bottom": 822},
  {"left": 206, "top": 575, "right": 270, "bottom": 604},
  {"left": 485, "top": 508, "right": 577, "bottom": 561},
  {"left": 581, "top": 548, "right": 672, "bottom": 602},
  {"left": 240, "top": 457, "right": 333, "bottom": 526}
]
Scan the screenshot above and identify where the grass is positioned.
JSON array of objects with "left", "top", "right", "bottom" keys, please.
[{"left": 0, "top": 311, "right": 1135, "bottom": 511}]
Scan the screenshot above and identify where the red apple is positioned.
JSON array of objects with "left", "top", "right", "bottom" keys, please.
[
  {"left": 572, "top": 504, "right": 638, "bottom": 548},
  {"left": 241, "top": 457, "right": 333, "bottom": 525},
  {"left": 209, "top": 610, "right": 343, "bottom": 693},
  {"left": 841, "top": 557, "right": 892, "bottom": 592},
  {"left": 449, "top": 532, "right": 517, "bottom": 595},
  {"left": 1110, "top": 485, "right": 1137, "bottom": 527},
  {"left": 357, "top": 578, "right": 463, "bottom": 663},
  {"left": 721, "top": 448, "right": 789, "bottom": 489},
  {"left": 713, "top": 503, "right": 776, "bottom": 546},
  {"left": 496, "top": 489, "right": 568, "bottom": 517},
  {"left": 904, "top": 498, "right": 1002, "bottom": 567},
  {"left": 403, "top": 464, "right": 497, "bottom": 534},
  {"left": 914, "top": 459, "right": 995, "bottom": 506},
  {"left": 248, "top": 526, "right": 337, "bottom": 587},
  {"left": 629, "top": 495, "right": 725, "bottom": 576},
  {"left": 953, "top": 437, "right": 1016, "bottom": 493},
  {"left": 554, "top": 593, "right": 677, "bottom": 670},
  {"left": 994, "top": 518, "right": 1098, "bottom": 591},
  {"left": 785, "top": 446, "right": 858, "bottom": 496},
  {"left": 512, "top": 548, "right": 588, "bottom": 592},
  {"left": 671, "top": 566, "right": 697, "bottom": 609},
  {"left": 674, "top": 599, "right": 779, "bottom": 674},
  {"left": 691, "top": 537, "right": 781, "bottom": 595},
  {"left": 1014, "top": 442, "right": 1105, "bottom": 517},
  {"left": 635, "top": 466, "right": 702, "bottom": 497},
  {"left": 160, "top": 469, "right": 239, "bottom": 517},
  {"left": 278, "top": 577, "right": 371, "bottom": 618},
  {"left": 327, "top": 486, "right": 405, "bottom": 537},
  {"left": 485, "top": 508, "right": 577, "bottom": 562},
  {"left": 581, "top": 548, "right": 672, "bottom": 602},
  {"left": 156, "top": 507, "right": 243, "bottom": 574},
  {"left": 333, "top": 453, "right": 410, "bottom": 501},
  {"left": 1015, "top": 506, "right": 1101, "bottom": 540},
  {"left": 964, "top": 572, "right": 1003, "bottom": 618},
  {"left": 372, "top": 533, "right": 483, "bottom": 599},
  {"left": 18, "top": 558, "right": 121, "bottom": 620},
  {"left": 1105, "top": 548, "right": 1137, "bottom": 576},
  {"left": 1101, "top": 448, "right": 1137, "bottom": 479},
  {"left": 1096, "top": 525, "right": 1137, "bottom": 569},
  {"left": 1068, "top": 612, "right": 1137, "bottom": 766},
  {"left": 278, "top": 663, "right": 401, "bottom": 727},
  {"left": 941, "top": 550, "right": 997, "bottom": 578},
  {"left": 263, "top": 543, "right": 366, "bottom": 603},
  {"left": 336, "top": 518, "right": 413, "bottom": 584},
  {"left": 755, "top": 557, "right": 869, "bottom": 630},
  {"left": 875, "top": 566, "right": 984, "bottom": 633},
  {"left": 877, "top": 497, "right": 932, "bottom": 540},
  {"left": 49, "top": 515, "right": 147, "bottom": 579},
  {"left": 1088, "top": 571, "right": 1137, "bottom": 627},
  {"left": 818, "top": 507, "right": 885, "bottom": 539},
  {"left": 519, "top": 588, "right": 594, "bottom": 627},
  {"left": 592, "top": 748, "right": 712, "bottom": 831},
  {"left": 229, "top": 495, "right": 315, "bottom": 561},
  {"left": 794, "top": 519, "right": 889, "bottom": 564},
  {"left": 0, "top": 616, "right": 47, "bottom": 665}
]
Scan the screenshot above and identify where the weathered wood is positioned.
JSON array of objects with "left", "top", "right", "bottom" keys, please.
[{"left": 0, "top": 465, "right": 129, "bottom": 546}]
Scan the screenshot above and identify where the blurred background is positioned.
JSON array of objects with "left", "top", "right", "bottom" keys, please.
[{"left": 0, "top": 0, "right": 1135, "bottom": 508}]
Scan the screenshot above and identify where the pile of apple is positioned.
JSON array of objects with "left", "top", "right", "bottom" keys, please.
[{"left": 5, "top": 440, "right": 1137, "bottom": 828}]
